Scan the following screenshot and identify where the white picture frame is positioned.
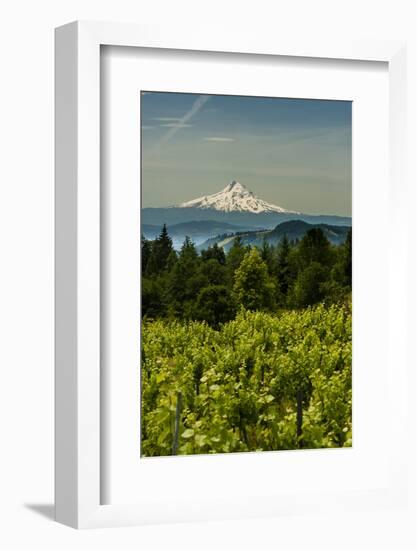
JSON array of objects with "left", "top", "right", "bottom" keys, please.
[{"left": 55, "top": 21, "right": 407, "bottom": 529}]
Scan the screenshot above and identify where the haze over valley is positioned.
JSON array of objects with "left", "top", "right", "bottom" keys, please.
[{"left": 142, "top": 180, "right": 351, "bottom": 250}]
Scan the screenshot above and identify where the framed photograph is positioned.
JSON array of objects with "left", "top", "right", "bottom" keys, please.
[
  {"left": 55, "top": 21, "right": 407, "bottom": 528},
  {"left": 139, "top": 91, "right": 353, "bottom": 459}
]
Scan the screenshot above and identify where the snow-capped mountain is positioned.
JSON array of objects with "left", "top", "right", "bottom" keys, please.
[{"left": 178, "top": 180, "right": 298, "bottom": 214}]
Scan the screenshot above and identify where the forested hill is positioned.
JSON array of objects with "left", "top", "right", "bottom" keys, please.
[
  {"left": 142, "top": 220, "right": 261, "bottom": 239},
  {"left": 142, "top": 206, "right": 351, "bottom": 229},
  {"left": 198, "top": 220, "right": 351, "bottom": 252},
  {"left": 142, "top": 224, "right": 352, "bottom": 326}
]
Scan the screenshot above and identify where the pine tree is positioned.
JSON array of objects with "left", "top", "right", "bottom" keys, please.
[
  {"left": 276, "top": 234, "right": 291, "bottom": 294},
  {"left": 179, "top": 235, "right": 198, "bottom": 262},
  {"left": 201, "top": 243, "right": 226, "bottom": 265},
  {"left": 200, "top": 258, "right": 227, "bottom": 286},
  {"left": 166, "top": 249, "right": 178, "bottom": 272},
  {"left": 291, "top": 261, "right": 327, "bottom": 308},
  {"left": 144, "top": 243, "right": 160, "bottom": 276},
  {"left": 145, "top": 224, "right": 174, "bottom": 275},
  {"left": 260, "top": 239, "right": 274, "bottom": 274},
  {"left": 329, "top": 228, "right": 352, "bottom": 296},
  {"left": 141, "top": 235, "right": 152, "bottom": 275},
  {"left": 195, "top": 285, "right": 235, "bottom": 327},
  {"left": 342, "top": 228, "right": 352, "bottom": 287},
  {"left": 226, "top": 236, "right": 246, "bottom": 281},
  {"left": 142, "top": 277, "right": 166, "bottom": 318},
  {"left": 167, "top": 236, "right": 202, "bottom": 317},
  {"left": 157, "top": 224, "right": 174, "bottom": 265},
  {"left": 297, "top": 228, "right": 332, "bottom": 268}
]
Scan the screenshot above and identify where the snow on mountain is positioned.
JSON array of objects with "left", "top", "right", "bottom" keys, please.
[{"left": 178, "top": 180, "right": 297, "bottom": 214}]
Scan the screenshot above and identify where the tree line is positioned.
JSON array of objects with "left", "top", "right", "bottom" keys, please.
[{"left": 142, "top": 224, "right": 352, "bottom": 327}]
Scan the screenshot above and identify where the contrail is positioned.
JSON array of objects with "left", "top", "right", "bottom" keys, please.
[{"left": 149, "top": 94, "right": 210, "bottom": 154}]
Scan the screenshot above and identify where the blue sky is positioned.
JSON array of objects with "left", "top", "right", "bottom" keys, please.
[{"left": 141, "top": 92, "right": 352, "bottom": 216}]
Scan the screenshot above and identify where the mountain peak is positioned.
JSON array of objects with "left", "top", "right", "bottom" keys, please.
[
  {"left": 226, "top": 179, "right": 244, "bottom": 191},
  {"left": 223, "top": 180, "right": 255, "bottom": 197},
  {"left": 178, "top": 180, "right": 297, "bottom": 214}
]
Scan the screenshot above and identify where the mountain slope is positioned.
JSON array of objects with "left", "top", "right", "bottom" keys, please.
[
  {"left": 143, "top": 180, "right": 351, "bottom": 230},
  {"left": 268, "top": 220, "right": 349, "bottom": 242},
  {"left": 142, "top": 220, "right": 263, "bottom": 239},
  {"left": 178, "top": 180, "right": 297, "bottom": 214},
  {"left": 198, "top": 220, "right": 351, "bottom": 252},
  {"left": 142, "top": 206, "right": 351, "bottom": 229}
]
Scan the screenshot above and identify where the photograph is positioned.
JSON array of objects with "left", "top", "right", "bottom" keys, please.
[{"left": 140, "top": 91, "right": 352, "bottom": 457}]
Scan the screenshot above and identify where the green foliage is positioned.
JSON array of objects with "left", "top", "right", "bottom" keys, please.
[
  {"left": 144, "top": 224, "right": 174, "bottom": 275},
  {"left": 291, "top": 261, "right": 327, "bottom": 308},
  {"left": 260, "top": 238, "right": 275, "bottom": 274},
  {"left": 226, "top": 236, "right": 246, "bottom": 281},
  {"left": 142, "top": 277, "right": 166, "bottom": 318},
  {"left": 274, "top": 234, "right": 293, "bottom": 304},
  {"left": 297, "top": 227, "right": 333, "bottom": 268},
  {"left": 141, "top": 235, "right": 152, "bottom": 275},
  {"left": 140, "top": 225, "right": 352, "bottom": 456},
  {"left": 194, "top": 285, "right": 236, "bottom": 328},
  {"left": 233, "top": 248, "right": 275, "bottom": 311},
  {"left": 167, "top": 237, "right": 202, "bottom": 317},
  {"left": 201, "top": 243, "right": 226, "bottom": 265},
  {"left": 141, "top": 303, "right": 352, "bottom": 456},
  {"left": 200, "top": 258, "right": 227, "bottom": 286},
  {"left": 332, "top": 228, "right": 352, "bottom": 288},
  {"left": 141, "top": 225, "right": 352, "bottom": 324}
]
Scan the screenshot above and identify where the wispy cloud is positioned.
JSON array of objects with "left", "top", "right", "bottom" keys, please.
[
  {"left": 153, "top": 117, "right": 182, "bottom": 122},
  {"left": 161, "top": 123, "right": 193, "bottom": 129},
  {"left": 204, "top": 137, "right": 235, "bottom": 142},
  {"left": 142, "top": 125, "right": 155, "bottom": 130},
  {"left": 149, "top": 95, "right": 210, "bottom": 154}
]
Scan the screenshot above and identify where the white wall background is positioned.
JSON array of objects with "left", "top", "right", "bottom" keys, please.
[{"left": 0, "top": 1, "right": 416, "bottom": 548}]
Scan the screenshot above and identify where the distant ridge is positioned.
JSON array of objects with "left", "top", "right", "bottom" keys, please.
[
  {"left": 197, "top": 219, "right": 351, "bottom": 252},
  {"left": 142, "top": 220, "right": 263, "bottom": 239},
  {"left": 142, "top": 180, "right": 351, "bottom": 239},
  {"left": 142, "top": 206, "right": 351, "bottom": 229}
]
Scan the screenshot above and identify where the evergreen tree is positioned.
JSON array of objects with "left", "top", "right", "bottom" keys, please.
[
  {"left": 142, "top": 277, "right": 166, "bottom": 318},
  {"left": 200, "top": 258, "right": 227, "bottom": 286},
  {"left": 157, "top": 223, "right": 173, "bottom": 260},
  {"left": 276, "top": 234, "right": 291, "bottom": 296},
  {"left": 297, "top": 227, "right": 333, "bottom": 268},
  {"left": 144, "top": 243, "right": 160, "bottom": 276},
  {"left": 145, "top": 224, "right": 174, "bottom": 275},
  {"left": 201, "top": 243, "right": 226, "bottom": 265},
  {"left": 195, "top": 285, "right": 235, "bottom": 328},
  {"left": 141, "top": 235, "right": 152, "bottom": 275},
  {"left": 226, "top": 236, "right": 246, "bottom": 281},
  {"left": 341, "top": 228, "right": 352, "bottom": 287},
  {"left": 166, "top": 249, "right": 178, "bottom": 272},
  {"left": 233, "top": 248, "right": 275, "bottom": 311},
  {"left": 179, "top": 235, "right": 198, "bottom": 262},
  {"left": 141, "top": 223, "right": 351, "bottom": 322},
  {"left": 291, "top": 261, "right": 327, "bottom": 308},
  {"left": 260, "top": 239, "right": 274, "bottom": 274},
  {"left": 328, "top": 228, "right": 352, "bottom": 301},
  {"left": 167, "top": 237, "right": 203, "bottom": 317}
]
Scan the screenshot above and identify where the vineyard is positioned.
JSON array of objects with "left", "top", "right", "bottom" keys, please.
[{"left": 141, "top": 302, "right": 352, "bottom": 457}]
